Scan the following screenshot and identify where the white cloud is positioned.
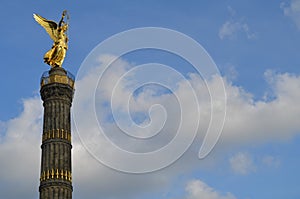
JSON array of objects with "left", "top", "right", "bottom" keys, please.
[
  {"left": 281, "top": 0, "right": 300, "bottom": 29},
  {"left": 229, "top": 152, "right": 256, "bottom": 175},
  {"left": 0, "top": 97, "right": 42, "bottom": 199},
  {"left": 182, "top": 179, "right": 236, "bottom": 199},
  {"left": 221, "top": 64, "right": 239, "bottom": 82},
  {"left": 221, "top": 72, "right": 300, "bottom": 146},
  {"left": 219, "top": 7, "right": 255, "bottom": 40},
  {"left": 219, "top": 20, "right": 255, "bottom": 40},
  {"left": 219, "top": 21, "right": 238, "bottom": 39},
  {"left": 1, "top": 55, "right": 300, "bottom": 198}
]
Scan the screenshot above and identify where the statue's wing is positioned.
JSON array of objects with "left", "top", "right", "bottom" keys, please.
[{"left": 33, "top": 14, "right": 58, "bottom": 41}]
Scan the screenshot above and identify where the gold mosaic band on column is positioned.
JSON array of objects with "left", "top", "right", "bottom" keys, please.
[
  {"left": 42, "top": 129, "right": 71, "bottom": 142},
  {"left": 40, "top": 169, "right": 72, "bottom": 182}
]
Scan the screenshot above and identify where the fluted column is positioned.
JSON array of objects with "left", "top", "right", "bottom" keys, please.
[{"left": 39, "top": 67, "right": 74, "bottom": 199}]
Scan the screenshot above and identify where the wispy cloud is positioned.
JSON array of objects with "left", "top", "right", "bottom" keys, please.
[
  {"left": 182, "top": 179, "right": 236, "bottom": 199},
  {"left": 229, "top": 152, "right": 256, "bottom": 175},
  {"left": 262, "top": 155, "right": 281, "bottom": 168},
  {"left": 219, "top": 6, "right": 256, "bottom": 40},
  {"left": 281, "top": 0, "right": 300, "bottom": 29}
]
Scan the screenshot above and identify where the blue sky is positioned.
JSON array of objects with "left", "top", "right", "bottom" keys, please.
[{"left": 1, "top": 1, "right": 300, "bottom": 199}]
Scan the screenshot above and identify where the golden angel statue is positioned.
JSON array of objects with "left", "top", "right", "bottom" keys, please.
[{"left": 33, "top": 10, "right": 69, "bottom": 67}]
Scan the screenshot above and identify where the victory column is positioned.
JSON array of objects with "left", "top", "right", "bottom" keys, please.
[{"left": 34, "top": 10, "right": 75, "bottom": 199}]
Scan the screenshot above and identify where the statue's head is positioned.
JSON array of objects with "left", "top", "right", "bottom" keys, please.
[{"left": 61, "top": 24, "right": 68, "bottom": 32}]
